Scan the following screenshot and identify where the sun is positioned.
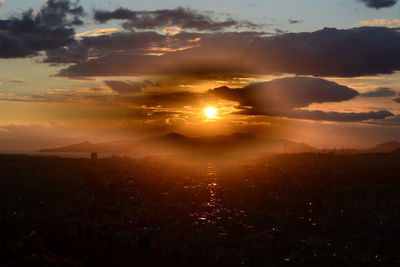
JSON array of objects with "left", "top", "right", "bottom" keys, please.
[{"left": 204, "top": 106, "right": 218, "bottom": 119}]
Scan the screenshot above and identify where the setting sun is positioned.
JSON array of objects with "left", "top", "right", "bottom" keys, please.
[{"left": 204, "top": 106, "right": 218, "bottom": 119}]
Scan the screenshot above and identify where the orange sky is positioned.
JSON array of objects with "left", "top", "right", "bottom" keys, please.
[{"left": 1, "top": 1, "right": 400, "bottom": 151}]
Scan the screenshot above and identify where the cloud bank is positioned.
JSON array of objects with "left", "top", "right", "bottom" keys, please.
[
  {"left": 2, "top": 2, "right": 400, "bottom": 79},
  {"left": 210, "top": 77, "right": 393, "bottom": 122},
  {"left": 55, "top": 27, "right": 400, "bottom": 78},
  {"left": 210, "top": 77, "right": 360, "bottom": 109},
  {"left": 0, "top": 0, "right": 83, "bottom": 58}
]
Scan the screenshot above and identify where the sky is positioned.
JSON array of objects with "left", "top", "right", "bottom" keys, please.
[{"left": 0, "top": 0, "right": 400, "bottom": 151}]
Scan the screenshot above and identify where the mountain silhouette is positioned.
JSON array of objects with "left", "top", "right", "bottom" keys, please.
[
  {"left": 39, "top": 132, "right": 315, "bottom": 154},
  {"left": 365, "top": 141, "right": 400, "bottom": 153}
]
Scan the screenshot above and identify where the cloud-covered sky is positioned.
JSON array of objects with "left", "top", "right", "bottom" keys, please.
[{"left": 0, "top": 0, "right": 399, "bottom": 150}]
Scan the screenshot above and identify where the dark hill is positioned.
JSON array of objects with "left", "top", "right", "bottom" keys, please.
[
  {"left": 39, "top": 132, "right": 316, "bottom": 154},
  {"left": 366, "top": 141, "right": 400, "bottom": 153}
]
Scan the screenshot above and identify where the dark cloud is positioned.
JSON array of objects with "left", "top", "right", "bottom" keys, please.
[
  {"left": 209, "top": 77, "right": 393, "bottom": 122},
  {"left": 44, "top": 41, "right": 89, "bottom": 64},
  {"left": 359, "top": 0, "right": 397, "bottom": 9},
  {"left": 251, "top": 27, "right": 400, "bottom": 77},
  {"left": 55, "top": 31, "right": 263, "bottom": 77},
  {"left": 274, "top": 28, "right": 288, "bottom": 34},
  {"left": 94, "top": 7, "right": 258, "bottom": 31},
  {"left": 237, "top": 108, "right": 393, "bottom": 122},
  {"left": 45, "top": 31, "right": 201, "bottom": 65},
  {"left": 210, "top": 77, "right": 359, "bottom": 109},
  {"left": 57, "top": 54, "right": 161, "bottom": 77},
  {"left": 288, "top": 19, "right": 302, "bottom": 24},
  {"left": 57, "top": 27, "right": 400, "bottom": 78},
  {"left": 367, "top": 114, "right": 400, "bottom": 125},
  {"left": 0, "top": 2, "right": 399, "bottom": 81},
  {"left": 361, "top": 87, "right": 397, "bottom": 97},
  {"left": 104, "top": 80, "right": 158, "bottom": 94},
  {"left": 0, "top": 0, "right": 83, "bottom": 58},
  {"left": 1, "top": 4, "right": 398, "bottom": 80},
  {"left": 285, "top": 109, "right": 394, "bottom": 122}
]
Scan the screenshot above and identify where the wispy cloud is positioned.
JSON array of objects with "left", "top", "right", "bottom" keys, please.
[
  {"left": 355, "top": 19, "right": 400, "bottom": 28},
  {"left": 75, "top": 28, "right": 119, "bottom": 37},
  {"left": 9, "top": 79, "right": 25, "bottom": 83},
  {"left": 94, "top": 7, "right": 260, "bottom": 31}
]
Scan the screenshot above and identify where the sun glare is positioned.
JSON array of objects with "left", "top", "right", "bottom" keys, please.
[{"left": 204, "top": 106, "right": 218, "bottom": 119}]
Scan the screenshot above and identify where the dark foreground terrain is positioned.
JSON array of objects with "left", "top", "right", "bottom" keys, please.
[{"left": 1, "top": 153, "right": 400, "bottom": 266}]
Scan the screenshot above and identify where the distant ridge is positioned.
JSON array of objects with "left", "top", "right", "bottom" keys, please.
[
  {"left": 40, "top": 141, "right": 96, "bottom": 153},
  {"left": 39, "top": 132, "right": 316, "bottom": 154},
  {"left": 365, "top": 141, "right": 400, "bottom": 153}
]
